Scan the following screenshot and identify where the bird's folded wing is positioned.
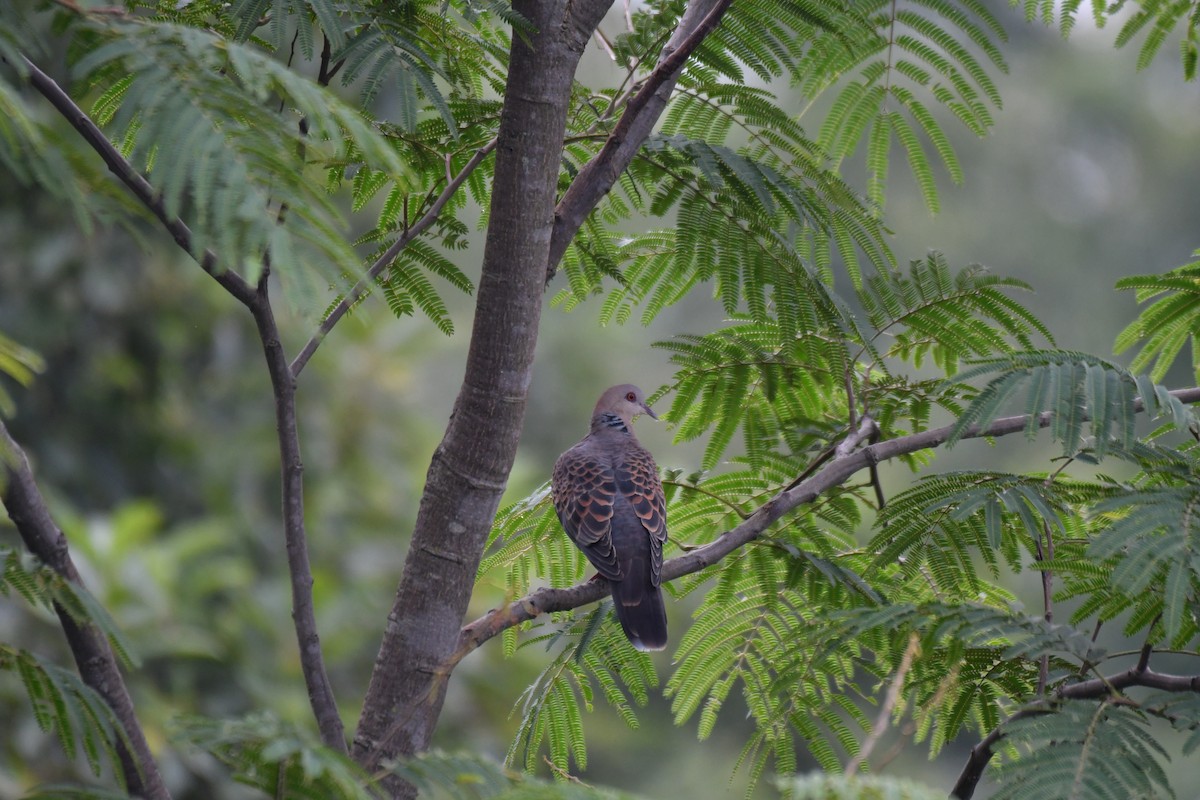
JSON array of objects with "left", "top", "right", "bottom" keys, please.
[
  {"left": 614, "top": 446, "right": 667, "bottom": 585},
  {"left": 552, "top": 450, "right": 621, "bottom": 579}
]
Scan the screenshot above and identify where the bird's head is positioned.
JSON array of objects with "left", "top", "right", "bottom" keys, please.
[{"left": 593, "top": 383, "right": 658, "bottom": 429}]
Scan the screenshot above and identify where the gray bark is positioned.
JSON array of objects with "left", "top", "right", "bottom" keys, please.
[{"left": 351, "top": 0, "right": 615, "bottom": 782}]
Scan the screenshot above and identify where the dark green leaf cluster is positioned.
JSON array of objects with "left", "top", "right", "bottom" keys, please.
[
  {"left": 397, "top": 749, "right": 646, "bottom": 799},
  {"left": 0, "top": 644, "right": 129, "bottom": 786},
  {"left": 991, "top": 699, "right": 1172, "bottom": 800},
  {"left": 172, "top": 713, "right": 374, "bottom": 799},
  {"left": 947, "top": 351, "right": 1195, "bottom": 456},
  {"left": 775, "top": 772, "right": 945, "bottom": 800}
]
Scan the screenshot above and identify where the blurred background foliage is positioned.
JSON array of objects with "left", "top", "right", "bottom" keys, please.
[{"left": 1, "top": 3, "right": 1199, "bottom": 799}]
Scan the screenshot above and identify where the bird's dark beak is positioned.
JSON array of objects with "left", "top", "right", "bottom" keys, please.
[{"left": 641, "top": 402, "right": 659, "bottom": 420}]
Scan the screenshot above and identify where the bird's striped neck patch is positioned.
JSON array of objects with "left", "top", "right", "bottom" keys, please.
[{"left": 594, "top": 412, "right": 630, "bottom": 434}]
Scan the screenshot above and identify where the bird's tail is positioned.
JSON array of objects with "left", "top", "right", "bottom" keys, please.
[{"left": 610, "top": 558, "right": 668, "bottom": 651}]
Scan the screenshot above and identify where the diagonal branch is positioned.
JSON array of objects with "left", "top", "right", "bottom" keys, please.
[
  {"left": 1, "top": 421, "right": 171, "bottom": 799},
  {"left": 545, "top": 0, "right": 734, "bottom": 282},
  {"left": 23, "top": 52, "right": 345, "bottom": 752},
  {"left": 290, "top": 139, "right": 498, "bottom": 377},
  {"left": 454, "top": 386, "right": 1200, "bottom": 663},
  {"left": 21, "top": 55, "right": 256, "bottom": 308}
]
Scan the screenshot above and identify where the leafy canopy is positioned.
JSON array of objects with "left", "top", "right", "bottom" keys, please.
[{"left": 4, "top": 0, "right": 1200, "bottom": 799}]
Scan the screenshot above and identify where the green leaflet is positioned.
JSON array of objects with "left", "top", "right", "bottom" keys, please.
[
  {"left": 991, "top": 700, "right": 1172, "bottom": 800},
  {"left": 947, "top": 351, "right": 1194, "bottom": 455}
]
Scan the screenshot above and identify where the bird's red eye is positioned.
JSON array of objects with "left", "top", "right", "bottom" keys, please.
[{"left": 626, "top": 392, "right": 636, "bottom": 402}]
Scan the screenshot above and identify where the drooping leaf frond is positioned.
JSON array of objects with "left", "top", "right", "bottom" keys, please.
[
  {"left": 832, "top": 602, "right": 1098, "bottom": 757},
  {"left": 506, "top": 608, "right": 657, "bottom": 777},
  {"left": 1, "top": 548, "right": 139, "bottom": 669},
  {"left": 870, "top": 471, "right": 1083, "bottom": 595},
  {"left": 947, "top": 352, "right": 1195, "bottom": 457},
  {"left": 802, "top": 0, "right": 1009, "bottom": 212},
  {"left": 1086, "top": 448, "right": 1200, "bottom": 644},
  {"left": 989, "top": 699, "right": 1173, "bottom": 800},
  {"left": 667, "top": 547, "right": 872, "bottom": 786},
  {"left": 1115, "top": 255, "right": 1200, "bottom": 382},
  {"left": 0, "top": 645, "right": 130, "bottom": 783},
  {"left": 858, "top": 252, "right": 1052, "bottom": 375},
  {"left": 655, "top": 318, "right": 849, "bottom": 470},
  {"left": 172, "top": 713, "right": 374, "bottom": 799},
  {"left": 74, "top": 18, "right": 416, "bottom": 300}
]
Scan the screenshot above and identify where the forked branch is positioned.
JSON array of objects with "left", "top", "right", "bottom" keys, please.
[
  {"left": 290, "top": 139, "right": 498, "bottom": 376},
  {"left": 23, "top": 52, "right": 345, "bottom": 753}
]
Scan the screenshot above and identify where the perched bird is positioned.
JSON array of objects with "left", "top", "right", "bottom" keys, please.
[{"left": 552, "top": 384, "right": 668, "bottom": 651}]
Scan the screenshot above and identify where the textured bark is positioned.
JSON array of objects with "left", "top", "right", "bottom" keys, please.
[
  {"left": 1, "top": 422, "right": 170, "bottom": 800},
  {"left": 352, "top": 0, "right": 614, "bottom": 781}
]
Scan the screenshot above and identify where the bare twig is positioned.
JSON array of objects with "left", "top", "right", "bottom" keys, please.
[
  {"left": 1, "top": 422, "right": 171, "bottom": 799},
  {"left": 289, "top": 139, "right": 497, "bottom": 376},
  {"left": 847, "top": 632, "right": 919, "bottom": 775},
  {"left": 246, "top": 286, "right": 347, "bottom": 753},
  {"left": 21, "top": 55, "right": 257, "bottom": 307}
]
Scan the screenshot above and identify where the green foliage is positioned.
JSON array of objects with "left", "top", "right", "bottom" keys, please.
[
  {"left": 1115, "top": 255, "right": 1200, "bottom": 381},
  {"left": 507, "top": 608, "right": 658, "bottom": 776},
  {"left": 858, "top": 252, "right": 1052, "bottom": 374},
  {"left": 397, "top": 750, "right": 646, "bottom": 799},
  {"left": 8, "top": 0, "right": 1200, "bottom": 798},
  {"left": 667, "top": 546, "right": 873, "bottom": 787},
  {"left": 0, "top": 645, "right": 130, "bottom": 785},
  {"left": 775, "top": 772, "right": 945, "bottom": 800},
  {"left": 173, "top": 714, "right": 374, "bottom": 799},
  {"left": 75, "top": 19, "right": 414, "bottom": 302},
  {"left": 1, "top": 548, "right": 139, "bottom": 670},
  {"left": 1084, "top": 441, "right": 1200, "bottom": 644},
  {"left": 0, "top": 331, "right": 43, "bottom": 418},
  {"left": 803, "top": 0, "right": 1009, "bottom": 213},
  {"left": 947, "top": 351, "right": 1195, "bottom": 457},
  {"left": 991, "top": 700, "right": 1172, "bottom": 800}
]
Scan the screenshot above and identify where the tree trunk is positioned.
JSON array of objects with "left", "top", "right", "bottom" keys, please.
[{"left": 352, "top": 0, "right": 613, "bottom": 784}]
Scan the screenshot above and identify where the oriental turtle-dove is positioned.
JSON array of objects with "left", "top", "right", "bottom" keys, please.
[{"left": 552, "top": 384, "right": 668, "bottom": 651}]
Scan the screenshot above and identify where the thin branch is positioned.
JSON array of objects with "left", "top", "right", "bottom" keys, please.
[
  {"left": 453, "top": 386, "right": 1200, "bottom": 665},
  {"left": 1, "top": 422, "right": 171, "bottom": 799},
  {"left": 951, "top": 660, "right": 1200, "bottom": 799},
  {"left": 289, "top": 139, "right": 497, "bottom": 376},
  {"left": 21, "top": 54, "right": 257, "bottom": 307},
  {"left": 847, "top": 631, "right": 919, "bottom": 775},
  {"left": 246, "top": 287, "right": 346, "bottom": 753},
  {"left": 546, "top": 0, "right": 735, "bottom": 281}
]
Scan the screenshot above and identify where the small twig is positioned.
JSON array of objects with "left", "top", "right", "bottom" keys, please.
[
  {"left": 593, "top": 28, "right": 618, "bottom": 61},
  {"left": 847, "top": 632, "right": 919, "bottom": 775},
  {"left": 289, "top": 139, "right": 497, "bottom": 376},
  {"left": 246, "top": 285, "right": 347, "bottom": 753}
]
